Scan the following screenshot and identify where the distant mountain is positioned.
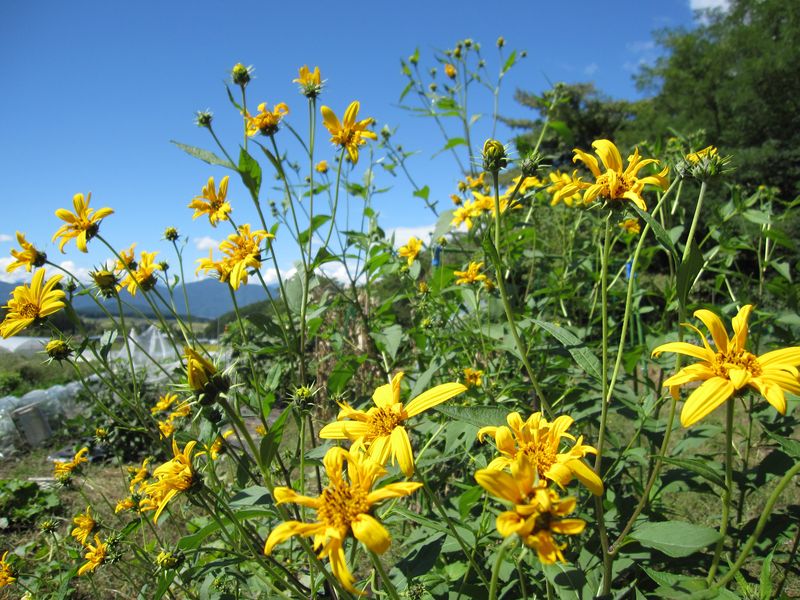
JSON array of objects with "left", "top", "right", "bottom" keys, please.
[{"left": 0, "top": 278, "right": 280, "bottom": 320}]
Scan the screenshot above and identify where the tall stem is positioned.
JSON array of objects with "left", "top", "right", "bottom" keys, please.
[
  {"left": 369, "top": 550, "right": 401, "bottom": 600},
  {"left": 707, "top": 398, "right": 735, "bottom": 582}
]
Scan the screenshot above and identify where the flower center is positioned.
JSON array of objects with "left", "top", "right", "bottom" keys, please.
[
  {"left": 520, "top": 438, "right": 558, "bottom": 478},
  {"left": 367, "top": 407, "right": 402, "bottom": 437},
  {"left": 19, "top": 302, "right": 39, "bottom": 319},
  {"left": 713, "top": 349, "right": 762, "bottom": 378},
  {"left": 597, "top": 169, "right": 634, "bottom": 200},
  {"left": 317, "top": 480, "right": 369, "bottom": 530}
]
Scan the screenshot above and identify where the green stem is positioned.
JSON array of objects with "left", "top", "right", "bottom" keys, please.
[
  {"left": 708, "top": 398, "right": 735, "bottom": 582},
  {"left": 369, "top": 550, "right": 401, "bottom": 600},
  {"left": 489, "top": 537, "right": 513, "bottom": 600},
  {"left": 712, "top": 459, "right": 800, "bottom": 590}
]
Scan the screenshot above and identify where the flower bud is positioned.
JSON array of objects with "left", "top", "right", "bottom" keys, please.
[
  {"left": 163, "top": 227, "right": 179, "bottom": 242},
  {"left": 482, "top": 139, "right": 508, "bottom": 172},
  {"left": 518, "top": 150, "right": 544, "bottom": 177},
  {"left": 194, "top": 111, "right": 213, "bottom": 128},
  {"left": 231, "top": 63, "right": 252, "bottom": 87},
  {"left": 91, "top": 269, "right": 119, "bottom": 298},
  {"left": 46, "top": 339, "right": 72, "bottom": 362},
  {"left": 497, "top": 36, "right": 505, "bottom": 48}
]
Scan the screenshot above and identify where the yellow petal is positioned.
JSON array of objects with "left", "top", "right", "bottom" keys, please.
[
  {"left": 750, "top": 378, "right": 787, "bottom": 415},
  {"left": 572, "top": 148, "right": 601, "bottom": 177},
  {"left": 565, "top": 458, "right": 604, "bottom": 496},
  {"left": 390, "top": 426, "right": 415, "bottom": 476},
  {"left": 731, "top": 304, "right": 753, "bottom": 350},
  {"left": 404, "top": 382, "right": 467, "bottom": 417},
  {"left": 728, "top": 368, "right": 751, "bottom": 390},
  {"left": 680, "top": 377, "right": 735, "bottom": 427},
  {"left": 592, "top": 140, "right": 623, "bottom": 172},
  {"left": 352, "top": 513, "right": 391, "bottom": 554},
  {"left": 651, "top": 341, "right": 714, "bottom": 362},
  {"left": 693, "top": 309, "right": 730, "bottom": 353},
  {"left": 662, "top": 363, "right": 715, "bottom": 387},
  {"left": 366, "top": 481, "right": 423, "bottom": 504},
  {"left": 475, "top": 467, "right": 521, "bottom": 503},
  {"left": 327, "top": 541, "right": 360, "bottom": 594},
  {"left": 758, "top": 347, "right": 800, "bottom": 368},
  {"left": 273, "top": 487, "right": 321, "bottom": 508},
  {"left": 496, "top": 511, "right": 527, "bottom": 537},
  {"left": 318, "top": 421, "right": 370, "bottom": 440},
  {"left": 551, "top": 518, "right": 586, "bottom": 535}
]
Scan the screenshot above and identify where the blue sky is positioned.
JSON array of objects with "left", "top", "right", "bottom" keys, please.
[{"left": 0, "top": 0, "right": 719, "bottom": 285}]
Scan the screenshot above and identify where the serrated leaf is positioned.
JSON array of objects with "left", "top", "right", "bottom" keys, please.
[
  {"left": 433, "top": 405, "right": 509, "bottom": 429},
  {"left": 171, "top": 141, "right": 236, "bottom": 169},
  {"left": 532, "top": 319, "right": 603, "bottom": 381},
  {"left": 238, "top": 147, "right": 262, "bottom": 200},
  {"left": 631, "top": 521, "right": 721, "bottom": 557},
  {"left": 632, "top": 204, "right": 678, "bottom": 260},
  {"left": 659, "top": 456, "right": 726, "bottom": 489}
]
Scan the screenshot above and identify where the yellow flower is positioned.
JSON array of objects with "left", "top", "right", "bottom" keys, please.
[
  {"left": 151, "top": 393, "right": 178, "bottom": 415},
  {"left": 651, "top": 304, "right": 800, "bottom": 427},
  {"left": 320, "top": 101, "right": 377, "bottom": 164},
  {"left": 221, "top": 224, "right": 272, "bottom": 290},
  {"left": 71, "top": 506, "right": 95, "bottom": 545},
  {"left": 158, "top": 419, "right": 175, "bottom": 439},
  {"left": 245, "top": 101, "right": 289, "bottom": 137},
  {"left": 184, "top": 347, "right": 217, "bottom": 393},
  {"left": 115, "top": 497, "right": 135, "bottom": 513},
  {"left": 188, "top": 176, "right": 231, "bottom": 227},
  {"left": 444, "top": 63, "right": 457, "bottom": 79},
  {"left": 398, "top": 237, "right": 422, "bottom": 266},
  {"left": 265, "top": 447, "right": 422, "bottom": 594},
  {"left": 315, "top": 159, "right": 329, "bottom": 173},
  {"left": 619, "top": 218, "right": 641, "bottom": 235},
  {"left": 52, "top": 192, "right": 113, "bottom": 253},
  {"left": 546, "top": 170, "right": 584, "bottom": 206},
  {"left": 686, "top": 145, "right": 718, "bottom": 164},
  {"left": 0, "top": 551, "right": 16, "bottom": 588},
  {"left": 115, "top": 243, "right": 137, "bottom": 271},
  {"left": 463, "top": 367, "right": 483, "bottom": 388},
  {"left": 477, "top": 412, "right": 603, "bottom": 496},
  {"left": 196, "top": 250, "right": 232, "bottom": 285},
  {"left": 142, "top": 438, "right": 197, "bottom": 523},
  {"left": 475, "top": 455, "right": 586, "bottom": 564},
  {"left": 1, "top": 269, "right": 66, "bottom": 338},
  {"left": 454, "top": 261, "right": 488, "bottom": 286},
  {"left": 293, "top": 65, "right": 323, "bottom": 97},
  {"left": 450, "top": 200, "right": 482, "bottom": 230},
  {"left": 90, "top": 268, "right": 119, "bottom": 298},
  {"left": 128, "top": 457, "right": 151, "bottom": 493},
  {"left": 465, "top": 172, "right": 488, "bottom": 192},
  {"left": 77, "top": 534, "right": 107, "bottom": 576},
  {"left": 319, "top": 373, "right": 466, "bottom": 476},
  {"left": 201, "top": 430, "right": 234, "bottom": 461},
  {"left": 118, "top": 250, "right": 162, "bottom": 296},
  {"left": 7, "top": 232, "right": 46, "bottom": 273},
  {"left": 572, "top": 140, "right": 669, "bottom": 211},
  {"left": 53, "top": 446, "right": 89, "bottom": 480}
]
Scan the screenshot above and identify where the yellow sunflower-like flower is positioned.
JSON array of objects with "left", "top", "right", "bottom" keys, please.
[
  {"left": 71, "top": 506, "right": 96, "bottom": 545},
  {"left": 686, "top": 145, "right": 718, "bottom": 164},
  {"left": 546, "top": 170, "right": 584, "bottom": 206},
  {"left": 77, "top": 534, "right": 107, "bottom": 576},
  {"left": 265, "top": 447, "right": 422, "bottom": 594},
  {"left": 619, "top": 218, "right": 641, "bottom": 235},
  {"left": 572, "top": 140, "right": 669, "bottom": 211},
  {"left": 188, "top": 176, "right": 231, "bottom": 227},
  {"left": 454, "top": 261, "right": 488, "bottom": 286},
  {"left": 128, "top": 457, "right": 151, "bottom": 493},
  {"left": 151, "top": 393, "right": 178, "bottom": 415},
  {"left": 444, "top": 63, "right": 457, "bottom": 79},
  {"left": 221, "top": 224, "right": 272, "bottom": 290},
  {"left": 315, "top": 159, "right": 329, "bottom": 173},
  {"left": 142, "top": 438, "right": 197, "bottom": 523},
  {"left": 293, "top": 65, "right": 323, "bottom": 97},
  {"left": 651, "top": 304, "right": 800, "bottom": 427},
  {"left": 477, "top": 412, "right": 603, "bottom": 496},
  {"left": 0, "top": 269, "right": 66, "bottom": 338},
  {"left": 7, "top": 232, "right": 46, "bottom": 273},
  {"left": 475, "top": 455, "right": 586, "bottom": 564},
  {"left": 245, "top": 101, "right": 289, "bottom": 137},
  {"left": 463, "top": 367, "right": 483, "bottom": 388},
  {"left": 52, "top": 192, "right": 114, "bottom": 253},
  {"left": 0, "top": 551, "right": 16, "bottom": 588},
  {"left": 115, "top": 497, "right": 135, "bottom": 514},
  {"left": 196, "top": 251, "right": 232, "bottom": 285},
  {"left": 319, "top": 373, "right": 466, "bottom": 476},
  {"left": 320, "top": 101, "right": 377, "bottom": 164},
  {"left": 118, "top": 250, "right": 162, "bottom": 296},
  {"left": 115, "top": 243, "right": 137, "bottom": 271},
  {"left": 451, "top": 200, "right": 483, "bottom": 230},
  {"left": 398, "top": 237, "right": 422, "bottom": 266},
  {"left": 184, "top": 347, "right": 217, "bottom": 393}
]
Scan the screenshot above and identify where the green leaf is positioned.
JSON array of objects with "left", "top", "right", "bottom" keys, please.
[
  {"left": 412, "top": 185, "right": 430, "bottom": 201},
  {"left": 659, "top": 456, "right": 726, "bottom": 489},
  {"left": 759, "top": 549, "right": 774, "bottom": 600},
  {"left": 238, "top": 147, "right": 262, "bottom": 200},
  {"left": 225, "top": 83, "right": 243, "bottom": 111},
  {"left": 433, "top": 138, "right": 466, "bottom": 157},
  {"left": 532, "top": 319, "right": 603, "bottom": 381},
  {"left": 548, "top": 120, "right": 574, "bottom": 145},
  {"left": 765, "top": 430, "right": 800, "bottom": 459},
  {"left": 501, "top": 50, "right": 517, "bottom": 74},
  {"left": 770, "top": 260, "right": 792, "bottom": 282},
  {"left": 298, "top": 214, "right": 331, "bottom": 245},
  {"left": 170, "top": 141, "right": 236, "bottom": 169},
  {"left": 630, "top": 521, "right": 721, "bottom": 557},
  {"left": 372, "top": 323, "right": 404, "bottom": 362},
  {"left": 398, "top": 81, "right": 413, "bottom": 103},
  {"left": 741, "top": 208, "right": 771, "bottom": 225},
  {"left": 259, "top": 407, "right": 290, "bottom": 469},
  {"left": 631, "top": 204, "right": 678, "bottom": 260},
  {"left": 433, "top": 405, "right": 509, "bottom": 429},
  {"left": 408, "top": 356, "right": 446, "bottom": 398},
  {"left": 677, "top": 239, "right": 704, "bottom": 306}
]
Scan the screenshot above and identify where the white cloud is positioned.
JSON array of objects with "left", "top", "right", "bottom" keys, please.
[
  {"left": 690, "top": 0, "right": 729, "bottom": 10},
  {"left": 387, "top": 224, "right": 435, "bottom": 248},
  {"left": 0, "top": 234, "right": 12, "bottom": 244},
  {"left": 0, "top": 258, "right": 26, "bottom": 283},
  {"left": 194, "top": 236, "right": 220, "bottom": 251},
  {"left": 57, "top": 261, "right": 94, "bottom": 283},
  {"left": 583, "top": 63, "right": 598, "bottom": 76},
  {"left": 259, "top": 267, "right": 296, "bottom": 286}
]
